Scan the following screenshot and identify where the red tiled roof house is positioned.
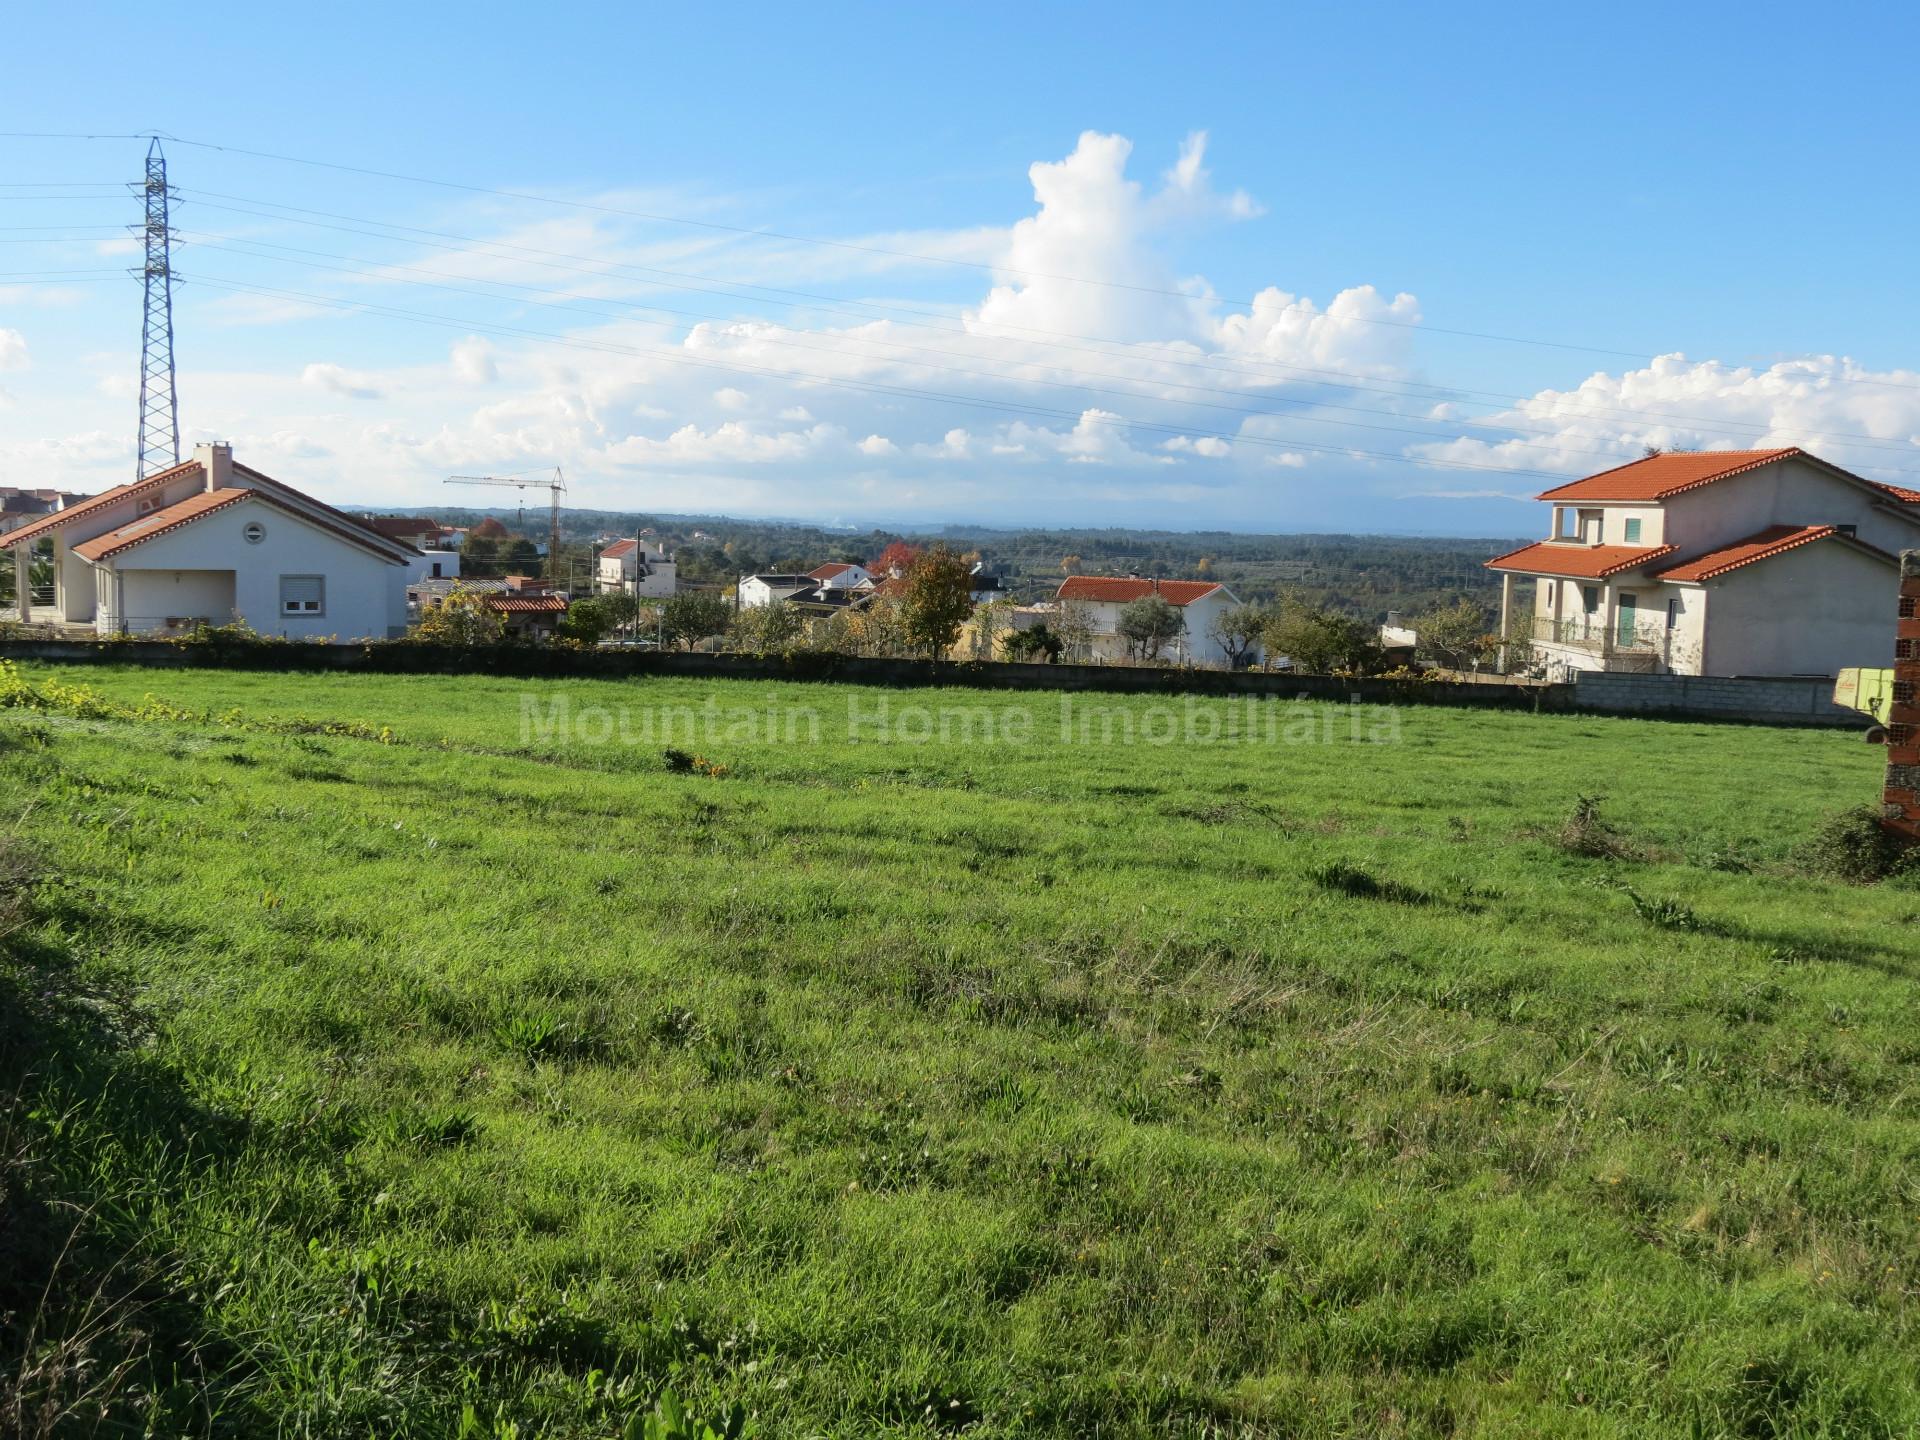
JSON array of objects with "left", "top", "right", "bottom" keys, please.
[
  {"left": 5, "top": 442, "right": 419, "bottom": 638},
  {"left": 1486, "top": 448, "right": 1920, "bottom": 677},
  {"left": 597, "top": 537, "right": 677, "bottom": 598},
  {"left": 1051, "top": 575, "right": 1251, "bottom": 667}
]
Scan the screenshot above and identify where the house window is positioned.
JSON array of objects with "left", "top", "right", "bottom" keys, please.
[
  {"left": 279, "top": 574, "right": 325, "bottom": 617},
  {"left": 1666, "top": 597, "right": 1680, "bottom": 630},
  {"left": 1556, "top": 507, "right": 1578, "bottom": 539},
  {"left": 137, "top": 495, "right": 163, "bottom": 516},
  {"left": 1623, "top": 518, "right": 1642, "bottom": 543},
  {"left": 1582, "top": 585, "right": 1599, "bottom": 615}
]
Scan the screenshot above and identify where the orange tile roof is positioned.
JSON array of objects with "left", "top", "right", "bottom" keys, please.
[
  {"left": 1650, "top": 524, "right": 1894, "bottom": 582},
  {"left": 483, "top": 594, "right": 570, "bottom": 613},
  {"left": 810, "top": 562, "right": 858, "bottom": 580},
  {"left": 600, "top": 538, "right": 639, "bottom": 558},
  {"left": 71, "top": 488, "right": 258, "bottom": 561},
  {"left": 1056, "top": 576, "right": 1223, "bottom": 606},
  {"left": 1869, "top": 480, "right": 1920, "bottom": 504},
  {"left": 1485, "top": 541, "right": 1677, "bottom": 578},
  {"left": 1535, "top": 449, "right": 1800, "bottom": 502},
  {"left": 1, "top": 458, "right": 200, "bottom": 550}
]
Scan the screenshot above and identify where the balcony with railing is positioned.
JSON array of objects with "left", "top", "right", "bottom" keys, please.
[{"left": 1523, "top": 614, "right": 1670, "bottom": 673}]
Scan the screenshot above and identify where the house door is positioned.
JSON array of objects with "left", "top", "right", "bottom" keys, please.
[{"left": 1616, "top": 592, "right": 1638, "bottom": 648}]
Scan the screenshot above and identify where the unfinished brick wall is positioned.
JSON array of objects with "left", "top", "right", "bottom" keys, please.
[{"left": 1888, "top": 551, "right": 1920, "bottom": 840}]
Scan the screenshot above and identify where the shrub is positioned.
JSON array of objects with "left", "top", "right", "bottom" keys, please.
[
  {"left": 1556, "top": 794, "right": 1631, "bottom": 859},
  {"left": 1804, "top": 806, "right": 1920, "bottom": 884}
]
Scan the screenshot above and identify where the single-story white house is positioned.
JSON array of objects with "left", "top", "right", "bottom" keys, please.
[
  {"left": 1054, "top": 576, "right": 1255, "bottom": 667},
  {"left": 737, "top": 572, "right": 820, "bottom": 608},
  {"left": 599, "top": 538, "right": 677, "bottom": 597},
  {"left": 1488, "top": 447, "right": 1920, "bottom": 678},
  {"left": 808, "top": 561, "right": 873, "bottom": 592},
  {"left": 6, "top": 442, "right": 418, "bottom": 638}
]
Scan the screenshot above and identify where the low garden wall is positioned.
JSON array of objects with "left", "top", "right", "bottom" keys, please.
[{"left": 0, "top": 640, "right": 1866, "bottom": 727}]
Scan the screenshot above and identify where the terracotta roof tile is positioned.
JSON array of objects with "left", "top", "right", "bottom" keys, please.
[
  {"left": 600, "top": 538, "right": 639, "bottom": 558},
  {"left": 809, "top": 562, "right": 857, "bottom": 580},
  {"left": 483, "top": 594, "right": 570, "bottom": 614},
  {"left": 1535, "top": 449, "right": 1799, "bottom": 502},
  {"left": 1056, "top": 576, "right": 1223, "bottom": 606},
  {"left": 1650, "top": 524, "right": 1895, "bottom": 582},
  {"left": 1485, "top": 541, "right": 1677, "bottom": 578},
  {"left": 71, "top": 489, "right": 258, "bottom": 561},
  {"left": 2, "top": 458, "right": 200, "bottom": 550}
]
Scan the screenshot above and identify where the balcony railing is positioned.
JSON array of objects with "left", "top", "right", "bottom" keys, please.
[{"left": 1523, "top": 615, "right": 1672, "bottom": 672}]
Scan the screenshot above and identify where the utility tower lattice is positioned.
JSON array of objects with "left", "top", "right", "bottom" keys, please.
[{"left": 135, "top": 137, "right": 180, "bottom": 479}]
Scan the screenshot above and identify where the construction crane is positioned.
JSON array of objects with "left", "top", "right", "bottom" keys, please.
[{"left": 445, "top": 468, "right": 567, "bottom": 585}]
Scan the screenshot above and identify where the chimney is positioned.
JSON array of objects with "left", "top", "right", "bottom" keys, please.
[{"left": 194, "top": 441, "right": 234, "bottom": 493}]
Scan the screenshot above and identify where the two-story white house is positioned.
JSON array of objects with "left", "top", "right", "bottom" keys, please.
[
  {"left": 597, "top": 538, "right": 677, "bottom": 598},
  {"left": 1488, "top": 447, "right": 1920, "bottom": 678},
  {"left": 1054, "top": 576, "right": 1253, "bottom": 667},
  {"left": 6, "top": 442, "right": 417, "bottom": 638}
]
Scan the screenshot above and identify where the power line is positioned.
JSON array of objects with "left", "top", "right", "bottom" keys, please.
[
  {"left": 167, "top": 187, "right": 1920, "bottom": 427},
  {"left": 0, "top": 129, "right": 1657, "bottom": 359},
  {"left": 156, "top": 196, "right": 1920, "bottom": 458},
  {"left": 172, "top": 270, "right": 1588, "bottom": 482},
  {"left": 173, "top": 232, "right": 1920, "bottom": 470}
]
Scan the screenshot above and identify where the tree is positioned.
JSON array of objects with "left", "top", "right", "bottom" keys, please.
[
  {"left": 1208, "top": 602, "right": 1267, "bottom": 669},
  {"left": 729, "top": 600, "right": 805, "bottom": 653},
  {"left": 1262, "top": 597, "right": 1383, "bottom": 675},
  {"left": 1059, "top": 553, "right": 1082, "bottom": 575},
  {"left": 964, "top": 598, "right": 1014, "bottom": 660},
  {"left": 660, "top": 593, "right": 734, "bottom": 651},
  {"left": 1412, "top": 598, "right": 1498, "bottom": 673},
  {"left": 408, "top": 587, "right": 504, "bottom": 645},
  {"left": 555, "top": 595, "right": 629, "bottom": 647},
  {"left": 899, "top": 545, "right": 977, "bottom": 658},
  {"left": 1052, "top": 598, "right": 1096, "bottom": 660},
  {"left": 1117, "top": 596, "right": 1184, "bottom": 662},
  {"left": 1001, "top": 624, "right": 1064, "bottom": 663},
  {"left": 872, "top": 540, "right": 922, "bottom": 577}
]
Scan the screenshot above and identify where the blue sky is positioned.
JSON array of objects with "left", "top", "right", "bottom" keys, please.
[{"left": 3, "top": 0, "right": 1917, "bottom": 534}]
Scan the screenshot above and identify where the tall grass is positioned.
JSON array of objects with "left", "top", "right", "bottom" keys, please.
[{"left": 1, "top": 663, "right": 1916, "bottom": 1436}]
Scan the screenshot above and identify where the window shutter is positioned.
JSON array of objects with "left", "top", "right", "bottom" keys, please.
[{"left": 280, "top": 575, "right": 324, "bottom": 613}]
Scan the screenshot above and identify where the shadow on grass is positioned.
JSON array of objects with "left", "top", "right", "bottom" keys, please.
[{"left": 0, "top": 840, "right": 266, "bottom": 1437}]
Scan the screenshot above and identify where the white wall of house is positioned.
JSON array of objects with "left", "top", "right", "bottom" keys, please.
[
  {"left": 1661, "top": 456, "right": 1919, "bottom": 555},
  {"left": 1074, "top": 589, "right": 1249, "bottom": 667},
  {"left": 816, "top": 564, "right": 872, "bottom": 591},
  {"left": 1685, "top": 540, "right": 1897, "bottom": 676},
  {"left": 406, "top": 550, "right": 461, "bottom": 584},
  {"left": 113, "top": 569, "right": 237, "bottom": 631},
  {"left": 738, "top": 576, "right": 811, "bottom": 608},
  {"left": 599, "top": 547, "right": 676, "bottom": 597},
  {"left": 95, "top": 498, "right": 408, "bottom": 639}
]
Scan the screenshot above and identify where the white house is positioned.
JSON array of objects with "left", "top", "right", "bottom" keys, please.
[
  {"left": 1054, "top": 576, "right": 1253, "bottom": 667},
  {"left": 807, "top": 561, "right": 872, "bottom": 592},
  {"left": 1488, "top": 447, "right": 1920, "bottom": 678},
  {"left": 737, "top": 572, "right": 819, "bottom": 608},
  {"left": 6, "top": 442, "right": 418, "bottom": 638},
  {"left": 598, "top": 538, "right": 677, "bottom": 597}
]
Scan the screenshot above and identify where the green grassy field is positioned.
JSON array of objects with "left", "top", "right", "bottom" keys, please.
[{"left": 2, "top": 661, "right": 1918, "bottom": 1438}]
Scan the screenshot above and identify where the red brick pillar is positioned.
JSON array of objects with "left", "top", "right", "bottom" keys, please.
[{"left": 1888, "top": 551, "right": 1920, "bottom": 840}]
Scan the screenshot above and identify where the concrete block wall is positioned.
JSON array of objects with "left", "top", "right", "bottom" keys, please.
[
  {"left": 1886, "top": 551, "right": 1920, "bottom": 839},
  {"left": 1572, "top": 670, "right": 1858, "bottom": 727}
]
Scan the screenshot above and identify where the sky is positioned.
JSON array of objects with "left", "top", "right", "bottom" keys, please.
[{"left": 3, "top": 0, "right": 1918, "bottom": 536}]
